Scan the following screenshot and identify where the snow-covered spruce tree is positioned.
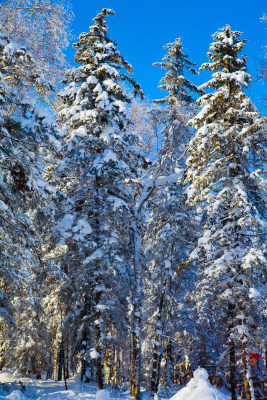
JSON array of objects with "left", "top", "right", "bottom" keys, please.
[
  {"left": 141, "top": 39, "right": 201, "bottom": 398},
  {"left": 55, "top": 8, "right": 143, "bottom": 392},
  {"left": 186, "top": 25, "right": 267, "bottom": 400},
  {"left": 0, "top": 32, "right": 58, "bottom": 375},
  {"left": 153, "top": 37, "right": 203, "bottom": 106},
  {"left": 141, "top": 108, "right": 198, "bottom": 398}
]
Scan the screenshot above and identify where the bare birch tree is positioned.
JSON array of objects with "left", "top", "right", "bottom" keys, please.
[{"left": 0, "top": 0, "right": 73, "bottom": 88}]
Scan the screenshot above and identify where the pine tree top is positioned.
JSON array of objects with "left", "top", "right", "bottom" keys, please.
[
  {"left": 189, "top": 25, "right": 258, "bottom": 130},
  {"left": 187, "top": 25, "right": 266, "bottom": 207},
  {"left": 153, "top": 38, "right": 202, "bottom": 105},
  {"left": 72, "top": 8, "right": 142, "bottom": 96},
  {"left": 201, "top": 25, "right": 247, "bottom": 74},
  {"left": 58, "top": 8, "right": 142, "bottom": 134}
]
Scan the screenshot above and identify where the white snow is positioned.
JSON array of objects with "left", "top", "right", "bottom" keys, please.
[
  {"left": 73, "top": 218, "right": 93, "bottom": 240},
  {"left": 0, "top": 200, "right": 8, "bottom": 210},
  {"left": 70, "top": 126, "right": 87, "bottom": 138},
  {"left": 83, "top": 248, "right": 103, "bottom": 264},
  {"left": 90, "top": 348, "right": 100, "bottom": 359},
  {"left": 0, "top": 368, "right": 231, "bottom": 400},
  {"left": 169, "top": 368, "right": 229, "bottom": 400},
  {"left": 87, "top": 76, "right": 98, "bottom": 85},
  {"left": 249, "top": 288, "right": 260, "bottom": 298},
  {"left": 107, "top": 195, "right": 127, "bottom": 210},
  {"left": 5, "top": 392, "right": 28, "bottom": 400},
  {"left": 135, "top": 170, "right": 183, "bottom": 211},
  {"left": 96, "top": 390, "right": 110, "bottom": 400}
]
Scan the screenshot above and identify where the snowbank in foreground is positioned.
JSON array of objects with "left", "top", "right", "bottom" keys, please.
[
  {"left": 5, "top": 391, "right": 28, "bottom": 400},
  {"left": 169, "top": 368, "right": 228, "bottom": 400},
  {"left": 96, "top": 390, "right": 110, "bottom": 400}
]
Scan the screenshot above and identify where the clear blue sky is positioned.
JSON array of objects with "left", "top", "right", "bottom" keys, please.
[{"left": 66, "top": 0, "right": 267, "bottom": 114}]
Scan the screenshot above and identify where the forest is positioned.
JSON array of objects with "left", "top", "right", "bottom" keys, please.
[{"left": 0, "top": 1, "right": 266, "bottom": 400}]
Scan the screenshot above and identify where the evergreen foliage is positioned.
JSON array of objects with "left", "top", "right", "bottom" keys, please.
[
  {"left": 54, "top": 8, "right": 143, "bottom": 389},
  {"left": 0, "top": 9, "right": 265, "bottom": 400},
  {"left": 186, "top": 25, "right": 267, "bottom": 399},
  {"left": 0, "top": 32, "right": 58, "bottom": 375},
  {"left": 153, "top": 38, "right": 203, "bottom": 105},
  {"left": 140, "top": 38, "right": 202, "bottom": 398}
]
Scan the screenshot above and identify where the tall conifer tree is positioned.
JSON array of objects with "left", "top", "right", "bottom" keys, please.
[
  {"left": 0, "top": 32, "right": 58, "bottom": 375},
  {"left": 142, "top": 39, "right": 201, "bottom": 398},
  {"left": 55, "top": 8, "right": 143, "bottom": 390},
  {"left": 186, "top": 25, "right": 267, "bottom": 400}
]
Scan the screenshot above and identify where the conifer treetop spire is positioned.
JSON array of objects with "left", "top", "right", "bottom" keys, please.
[
  {"left": 73, "top": 7, "right": 141, "bottom": 88},
  {"left": 190, "top": 25, "right": 256, "bottom": 132},
  {"left": 153, "top": 37, "right": 202, "bottom": 105},
  {"left": 202, "top": 24, "right": 247, "bottom": 74},
  {"left": 58, "top": 8, "right": 142, "bottom": 135}
]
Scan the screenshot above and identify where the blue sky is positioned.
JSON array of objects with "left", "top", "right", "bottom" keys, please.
[{"left": 67, "top": 0, "right": 267, "bottom": 113}]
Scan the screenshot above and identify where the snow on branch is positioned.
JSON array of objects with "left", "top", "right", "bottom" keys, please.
[{"left": 126, "top": 169, "right": 183, "bottom": 212}]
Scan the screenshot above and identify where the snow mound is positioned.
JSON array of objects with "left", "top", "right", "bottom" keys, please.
[
  {"left": 0, "top": 372, "right": 14, "bottom": 382},
  {"left": 170, "top": 368, "right": 228, "bottom": 400},
  {"left": 6, "top": 391, "right": 28, "bottom": 400},
  {"left": 38, "top": 390, "right": 79, "bottom": 400},
  {"left": 96, "top": 389, "right": 110, "bottom": 400}
]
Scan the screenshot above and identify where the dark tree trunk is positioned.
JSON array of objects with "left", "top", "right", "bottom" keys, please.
[
  {"left": 166, "top": 342, "right": 174, "bottom": 388},
  {"left": 150, "top": 294, "right": 164, "bottom": 398},
  {"left": 95, "top": 300, "right": 104, "bottom": 390},
  {"left": 228, "top": 303, "right": 237, "bottom": 400},
  {"left": 65, "top": 335, "right": 69, "bottom": 379},
  {"left": 57, "top": 340, "right": 67, "bottom": 389},
  {"left": 104, "top": 346, "right": 111, "bottom": 385},
  {"left": 241, "top": 342, "right": 253, "bottom": 400},
  {"left": 130, "top": 327, "right": 141, "bottom": 399},
  {"left": 57, "top": 342, "right": 63, "bottom": 381},
  {"left": 81, "top": 326, "right": 92, "bottom": 383},
  {"left": 130, "top": 221, "right": 142, "bottom": 400},
  {"left": 96, "top": 346, "right": 104, "bottom": 389},
  {"left": 229, "top": 340, "right": 237, "bottom": 400}
]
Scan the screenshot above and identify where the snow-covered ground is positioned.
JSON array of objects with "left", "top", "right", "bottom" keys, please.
[{"left": 0, "top": 369, "right": 231, "bottom": 400}]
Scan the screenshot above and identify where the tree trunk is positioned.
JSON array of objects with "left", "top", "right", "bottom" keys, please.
[
  {"left": 57, "top": 342, "right": 63, "bottom": 381},
  {"left": 95, "top": 307, "right": 104, "bottom": 390},
  {"left": 241, "top": 342, "right": 254, "bottom": 400},
  {"left": 229, "top": 340, "right": 237, "bottom": 400},
  {"left": 228, "top": 303, "right": 237, "bottom": 400},
  {"left": 166, "top": 342, "right": 174, "bottom": 390},
  {"left": 104, "top": 346, "right": 111, "bottom": 385},
  {"left": 150, "top": 294, "right": 164, "bottom": 398},
  {"left": 53, "top": 343, "right": 57, "bottom": 381},
  {"left": 62, "top": 343, "right": 68, "bottom": 390},
  {"left": 65, "top": 335, "right": 69, "bottom": 379},
  {"left": 96, "top": 346, "right": 104, "bottom": 389},
  {"left": 81, "top": 328, "right": 91, "bottom": 383},
  {"left": 130, "top": 327, "right": 141, "bottom": 399},
  {"left": 130, "top": 221, "right": 142, "bottom": 399},
  {"left": 150, "top": 346, "right": 160, "bottom": 397},
  {"left": 113, "top": 347, "right": 119, "bottom": 388}
]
